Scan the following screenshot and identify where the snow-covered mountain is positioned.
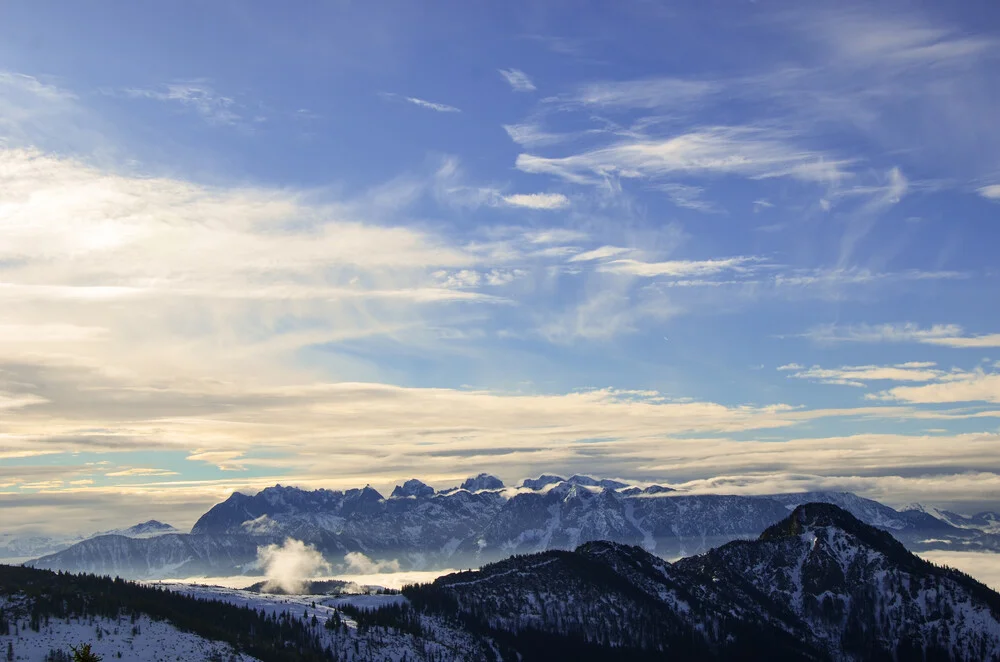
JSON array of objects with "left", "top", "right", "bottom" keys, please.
[
  {"left": 95, "top": 520, "right": 179, "bottom": 539},
  {"left": 0, "top": 521, "right": 181, "bottom": 562},
  {"left": 24, "top": 475, "right": 996, "bottom": 578},
  {"left": 408, "top": 503, "right": 1000, "bottom": 661},
  {"left": 7, "top": 505, "right": 1000, "bottom": 661},
  {"left": 676, "top": 503, "right": 1000, "bottom": 660},
  {"left": 905, "top": 503, "right": 1000, "bottom": 535}
]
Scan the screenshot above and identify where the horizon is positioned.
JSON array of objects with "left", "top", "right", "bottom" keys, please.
[{"left": 3, "top": 0, "right": 1000, "bottom": 542}]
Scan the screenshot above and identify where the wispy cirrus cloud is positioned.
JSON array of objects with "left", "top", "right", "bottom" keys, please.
[
  {"left": 598, "top": 256, "right": 759, "bottom": 278},
  {"left": 502, "top": 123, "right": 567, "bottom": 148},
  {"left": 498, "top": 68, "right": 536, "bottom": 92},
  {"left": 516, "top": 126, "right": 852, "bottom": 186},
  {"left": 380, "top": 92, "right": 461, "bottom": 113},
  {"left": 120, "top": 82, "right": 244, "bottom": 126},
  {"left": 105, "top": 467, "right": 179, "bottom": 477},
  {"left": 978, "top": 184, "right": 1000, "bottom": 200},
  {"left": 804, "top": 323, "right": 1000, "bottom": 348},
  {"left": 656, "top": 183, "right": 719, "bottom": 213},
  {"left": 564, "top": 77, "right": 717, "bottom": 109}
]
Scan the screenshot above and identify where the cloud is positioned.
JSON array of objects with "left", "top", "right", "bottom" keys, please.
[
  {"left": 780, "top": 363, "right": 945, "bottom": 387},
  {"left": 804, "top": 323, "right": 1000, "bottom": 348},
  {"left": 256, "top": 539, "right": 332, "bottom": 593},
  {"left": 803, "top": 8, "right": 996, "bottom": 69},
  {"left": 870, "top": 371, "right": 1000, "bottom": 405},
  {"left": 568, "top": 246, "right": 631, "bottom": 263},
  {"left": 516, "top": 126, "right": 852, "bottom": 186},
  {"left": 343, "top": 551, "right": 401, "bottom": 575},
  {"left": 978, "top": 184, "right": 1000, "bottom": 200},
  {"left": 384, "top": 93, "right": 461, "bottom": 113},
  {"left": 501, "top": 192, "right": 569, "bottom": 209},
  {"left": 121, "top": 83, "right": 243, "bottom": 126},
  {"left": 502, "top": 123, "right": 566, "bottom": 148},
  {"left": 566, "top": 77, "right": 717, "bottom": 109},
  {"left": 498, "top": 68, "right": 536, "bottom": 92},
  {"left": 598, "top": 256, "right": 759, "bottom": 278},
  {"left": 656, "top": 183, "right": 719, "bottom": 212},
  {"left": 104, "top": 467, "right": 179, "bottom": 477},
  {"left": 917, "top": 551, "right": 1000, "bottom": 591}
]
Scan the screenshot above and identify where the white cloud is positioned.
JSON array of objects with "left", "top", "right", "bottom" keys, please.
[
  {"left": 567, "top": 77, "right": 717, "bottom": 109},
  {"left": 104, "top": 467, "right": 179, "bottom": 477},
  {"left": 403, "top": 96, "right": 461, "bottom": 113},
  {"left": 523, "top": 228, "right": 587, "bottom": 244},
  {"left": 568, "top": 246, "right": 631, "bottom": 263},
  {"left": 657, "top": 183, "right": 718, "bottom": 212},
  {"left": 516, "top": 126, "right": 852, "bottom": 186},
  {"left": 122, "top": 83, "right": 243, "bottom": 126},
  {"left": 598, "top": 256, "right": 758, "bottom": 278},
  {"left": 870, "top": 371, "right": 1000, "bottom": 405},
  {"left": 805, "top": 323, "right": 1000, "bottom": 348},
  {"left": 780, "top": 363, "right": 945, "bottom": 387},
  {"left": 978, "top": 184, "right": 1000, "bottom": 200},
  {"left": 501, "top": 192, "right": 569, "bottom": 209},
  {"left": 498, "top": 68, "right": 536, "bottom": 92},
  {"left": 502, "top": 123, "right": 566, "bottom": 148},
  {"left": 805, "top": 9, "right": 996, "bottom": 69}
]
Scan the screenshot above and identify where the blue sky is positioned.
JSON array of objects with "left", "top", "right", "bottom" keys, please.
[{"left": 1, "top": 0, "right": 999, "bottom": 533}]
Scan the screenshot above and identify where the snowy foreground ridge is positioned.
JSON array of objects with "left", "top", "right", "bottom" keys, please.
[
  {"left": 23, "top": 474, "right": 1000, "bottom": 579},
  {"left": 3, "top": 503, "right": 1000, "bottom": 661}
]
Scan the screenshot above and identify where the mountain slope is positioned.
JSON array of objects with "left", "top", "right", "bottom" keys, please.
[
  {"left": 404, "top": 503, "right": 1000, "bottom": 661},
  {"left": 676, "top": 503, "right": 1000, "bottom": 661}
]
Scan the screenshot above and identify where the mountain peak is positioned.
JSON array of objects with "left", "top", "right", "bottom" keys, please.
[
  {"left": 390, "top": 478, "right": 435, "bottom": 498},
  {"left": 566, "top": 474, "right": 631, "bottom": 489},
  {"left": 521, "top": 474, "right": 565, "bottom": 490},
  {"left": 759, "top": 502, "right": 915, "bottom": 563},
  {"left": 460, "top": 473, "right": 504, "bottom": 491}
]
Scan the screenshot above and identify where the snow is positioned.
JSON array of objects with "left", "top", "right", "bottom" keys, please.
[{"left": 0, "top": 599, "right": 258, "bottom": 662}]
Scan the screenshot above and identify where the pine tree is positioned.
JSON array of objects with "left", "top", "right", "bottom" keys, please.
[{"left": 70, "top": 643, "right": 103, "bottom": 662}]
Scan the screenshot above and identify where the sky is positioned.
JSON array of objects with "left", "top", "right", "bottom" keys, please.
[{"left": 1, "top": 0, "right": 999, "bottom": 535}]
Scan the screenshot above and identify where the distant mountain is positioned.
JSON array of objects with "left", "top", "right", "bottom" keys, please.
[
  {"left": 906, "top": 503, "right": 1000, "bottom": 535},
  {"left": 29, "top": 533, "right": 260, "bottom": 577},
  {"left": 459, "top": 473, "right": 504, "bottom": 491},
  {"left": 406, "top": 504, "right": 1000, "bottom": 661},
  {"left": 0, "top": 520, "right": 180, "bottom": 561},
  {"left": 96, "top": 519, "right": 180, "bottom": 538},
  {"left": 25, "top": 474, "right": 995, "bottom": 578}
]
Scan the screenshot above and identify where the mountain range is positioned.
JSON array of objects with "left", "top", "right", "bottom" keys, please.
[
  {"left": 5, "top": 504, "right": 1000, "bottom": 661},
  {"left": 22, "top": 474, "right": 1000, "bottom": 579}
]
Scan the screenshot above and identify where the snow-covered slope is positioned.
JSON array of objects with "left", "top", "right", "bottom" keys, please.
[
  {"left": 0, "top": 601, "right": 259, "bottom": 662},
  {"left": 96, "top": 520, "right": 180, "bottom": 539},
  {"left": 408, "top": 503, "right": 1000, "bottom": 661},
  {"left": 676, "top": 503, "right": 1000, "bottom": 661},
  {"left": 29, "top": 534, "right": 261, "bottom": 578}
]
